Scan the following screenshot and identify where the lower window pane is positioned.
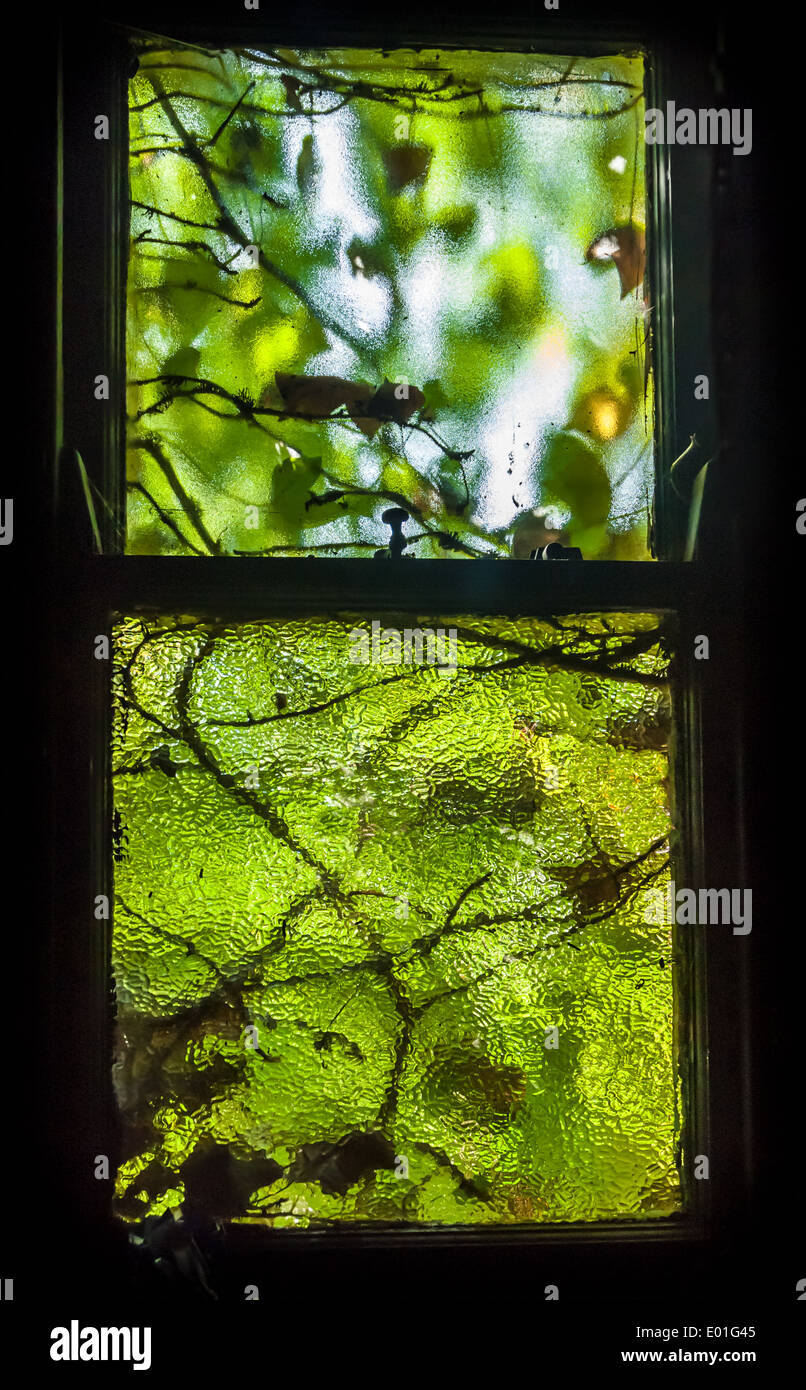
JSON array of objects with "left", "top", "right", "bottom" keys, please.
[{"left": 111, "top": 611, "right": 680, "bottom": 1226}]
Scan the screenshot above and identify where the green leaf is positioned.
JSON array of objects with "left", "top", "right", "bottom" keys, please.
[
  {"left": 162, "top": 346, "right": 201, "bottom": 379},
  {"left": 540, "top": 430, "right": 612, "bottom": 554},
  {"left": 269, "top": 452, "right": 323, "bottom": 527},
  {"left": 434, "top": 204, "right": 477, "bottom": 243},
  {"left": 420, "top": 378, "right": 452, "bottom": 421}
]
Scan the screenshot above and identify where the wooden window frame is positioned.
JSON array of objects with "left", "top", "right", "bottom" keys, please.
[{"left": 41, "top": 5, "right": 763, "bottom": 1302}]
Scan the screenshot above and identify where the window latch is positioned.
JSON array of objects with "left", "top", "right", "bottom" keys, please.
[{"left": 377, "top": 506, "right": 410, "bottom": 559}]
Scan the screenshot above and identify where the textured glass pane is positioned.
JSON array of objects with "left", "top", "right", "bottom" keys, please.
[
  {"left": 127, "top": 41, "right": 653, "bottom": 559},
  {"left": 112, "top": 613, "right": 680, "bottom": 1227}
]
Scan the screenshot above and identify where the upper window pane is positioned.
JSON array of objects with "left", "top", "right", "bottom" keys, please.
[{"left": 127, "top": 40, "right": 654, "bottom": 559}]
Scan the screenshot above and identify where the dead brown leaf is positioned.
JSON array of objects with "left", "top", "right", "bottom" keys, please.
[
  {"left": 586, "top": 225, "right": 646, "bottom": 298},
  {"left": 275, "top": 372, "right": 373, "bottom": 418},
  {"left": 383, "top": 143, "right": 433, "bottom": 191},
  {"left": 275, "top": 372, "right": 426, "bottom": 438}
]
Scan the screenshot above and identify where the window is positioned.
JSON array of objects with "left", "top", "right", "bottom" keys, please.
[
  {"left": 46, "top": 6, "right": 763, "bottom": 1306},
  {"left": 125, "top": 42, "right": 655, "bottom": 561},
  {"left": 112, "top": 611, "right": 677, "bottom": 1227}
]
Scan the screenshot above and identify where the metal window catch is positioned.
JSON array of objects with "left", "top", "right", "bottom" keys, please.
[
  {"left": 530, "top": 541, "right": 583, "bottom": 560},
  {"left": 378, "top": 506, "right": 409, "bottom": 559}
]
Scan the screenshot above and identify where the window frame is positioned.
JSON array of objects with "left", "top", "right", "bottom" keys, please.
[{"left": 45, "top": 8, "right": 758, "bottom": 1297}]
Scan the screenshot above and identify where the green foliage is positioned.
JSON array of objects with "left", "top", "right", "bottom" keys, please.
[
  {"left": 126, "top": 42, "right": 653, "bottom": 558},
  {"left": 541, "top": 430, "right": 613, "bottom": 553},
  {"left": 112, "top": 612, "right": 680, "bottom": 1227}
]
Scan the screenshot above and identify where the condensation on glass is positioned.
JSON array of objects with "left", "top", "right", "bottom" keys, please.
[
  {"left": 126, "top": 40, "right": 654, "bottom": 560},
  {"left": 111, "top": 613, "right": 680, "bottom": 1226}
]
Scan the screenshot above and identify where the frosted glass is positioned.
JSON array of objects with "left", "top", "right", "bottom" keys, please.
[
  {"left": 112, "top": 612, "right": 680, "bottom": 1227},
  {"left": 127, "top": 43, "right": 653, "bottom": 559}
]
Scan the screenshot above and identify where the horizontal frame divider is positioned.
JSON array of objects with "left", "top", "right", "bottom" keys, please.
[{"left": 96, "top": 557, "right": 701, "bottom": 618}]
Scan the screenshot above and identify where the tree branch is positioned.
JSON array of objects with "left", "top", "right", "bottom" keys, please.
[
  {"left": 143, "top": 75, "right": 379, "bottom": 369},
  {"left": 127, "top": 436, "right": 223, "bottom": 554}
]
